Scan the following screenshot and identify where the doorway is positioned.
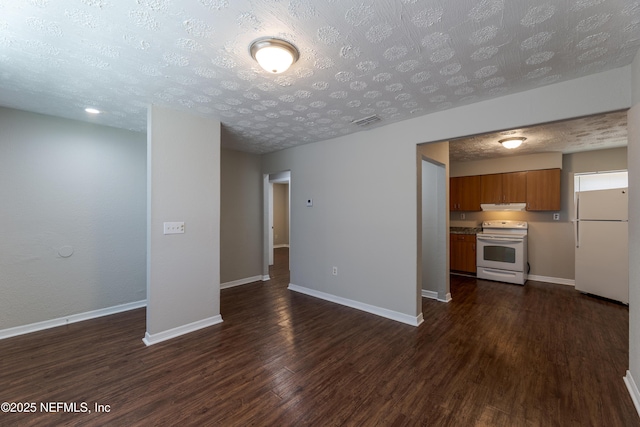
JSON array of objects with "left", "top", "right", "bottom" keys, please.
[{"left": 264, "top": 171, "right": 290, "bottom": 279}]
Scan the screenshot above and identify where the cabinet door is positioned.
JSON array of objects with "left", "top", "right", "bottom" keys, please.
[
  {"left": 450, "top": 177, "right": 461, "bottom": 211},
  {"left": 458, "top": 176, "right": 481, "bottom": 211},
  {"left": 460, "top": 236, "right": 477, "bottom": 273},
  {"left": 526, "top": 169, "right": 561, "bottom": 211},
  {"left": 450, "top": 234, "right": 477, "bottom": 273},
  {"left": 450, "top": 235, "right": 462, "bottom": 271},
  {"left": 503, "top": 171, "right": 527, "bottom": 203},
  {"left": 480, "top": 174, "right": 502, "bottom": 204}
]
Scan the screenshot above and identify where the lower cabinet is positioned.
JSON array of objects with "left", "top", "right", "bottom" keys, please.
[{"left": 450, "top": 234, "right": 477, "bottom": 273}]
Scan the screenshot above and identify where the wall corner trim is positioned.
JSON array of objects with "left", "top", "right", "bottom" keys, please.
[
  {"left": 220, "top": 275, "right": 262, "bottom": 290},
  {"left": 143, "top": 315, "right": 223, "bottom": 346},
  {"left": 0, "top": 300, "right": 147, "bottom": 341},
  {"left": 421, "top": 290, "right": 452, "bottom": 303},
  {"left": 422, "top": 290, "right": 438, "bottom": 300},
  {"left": 527, "top": 275, "right": 575, "bottom": 286},
  {"left": 262, "top": 275, "right": 271, "bottom": 281},
  {"left": 624, "top": 371, "right": 640, "bottom": 418},
  {"left": 288, "top": 283, "right": 422, "bottom": 327}
]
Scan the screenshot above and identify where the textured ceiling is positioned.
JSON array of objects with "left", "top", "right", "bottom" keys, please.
[
  {"left": 1, "top": 0, "right": 639, "bottom": 154},
  {"left": 449, "top": 109, "right": 629, "bottom": 162}
]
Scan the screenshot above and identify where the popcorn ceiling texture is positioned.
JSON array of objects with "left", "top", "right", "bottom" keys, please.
[
  {"left": 0, "top": 0, "right": 638, "bottom": 154},
  {"left": 449, "top": 110, "right": 628, "bottom": 162}
]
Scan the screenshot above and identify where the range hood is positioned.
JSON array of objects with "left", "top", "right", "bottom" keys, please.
[{"left": 480, "top": 203, "right": 527, "bottom": 212}]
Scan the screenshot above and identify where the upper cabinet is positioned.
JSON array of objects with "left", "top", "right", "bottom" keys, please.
[
  {"left": 450, "top": 175, "right": 481, "bottom": 211},
  {"left": 480, "top": 172, "right": 526, "bottom": 204},
  {"left": 451, "top": 168, "right": 561, "bottom": 212},
  {"left": 526, "top": 169, "right": 561, "bottom": 211}
]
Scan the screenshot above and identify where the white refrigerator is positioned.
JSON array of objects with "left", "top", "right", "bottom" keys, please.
[{"left": 574, "top": 188, "right": 628, "bottom": 304}]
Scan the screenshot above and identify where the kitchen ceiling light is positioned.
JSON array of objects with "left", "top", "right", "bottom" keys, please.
[
  {"left": 250, "top": 38, "right": 299, "bottom": 74},
  {"left": 499, "top": 137, "right": 526, "bottom": 149},
  {"left": 85, "top": 107, "right": 100, "bottom": 114}
]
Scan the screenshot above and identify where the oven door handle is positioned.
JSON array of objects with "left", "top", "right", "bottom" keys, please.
[{"left": 477, "top": 236, "right": 523, "bottom": 244}]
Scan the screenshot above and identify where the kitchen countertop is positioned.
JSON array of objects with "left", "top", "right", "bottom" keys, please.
[{"left": 450, "top": 227, "right": 482, "bottom": 235}]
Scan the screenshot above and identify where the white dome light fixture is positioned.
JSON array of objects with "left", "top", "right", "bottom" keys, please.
[
  {"left": 499, "top": 137, "right": 526, "bottom": 149},
  {"left": 250, "top": 38, "right": 300, "bottom": 74}
]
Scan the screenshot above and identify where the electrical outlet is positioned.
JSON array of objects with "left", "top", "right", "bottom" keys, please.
[
  {"left": 163, "top": 221, "right": 185, "bottom": 234},
  {"left": 306, "top": 198, "right": 313, "bottom": 207},
  {"left": 553, "top": 213, "right": 560, "bottom": 221},
  {"left": 332, "top": 266, "right": 338, "bottom": 276},
  {"left": 460, "top": 213, "right": 466, "bottom": 220}
]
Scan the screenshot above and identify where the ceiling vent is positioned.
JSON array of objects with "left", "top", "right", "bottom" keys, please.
[{"left": 352, "top": 115, "right": 381, "bottom": 127}]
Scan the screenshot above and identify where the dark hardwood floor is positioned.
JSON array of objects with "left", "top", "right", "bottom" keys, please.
[{"left": 1, "top": 247, "right": 637, "bottom": 426}]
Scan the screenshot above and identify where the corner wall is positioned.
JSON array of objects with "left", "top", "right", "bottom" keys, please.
[
  {"left": 418, "top": 141, "right": 450, "bottom": 301},
  {"left": 626, "top": 49, "right": 640, "bottom": 415},
  {"left": 0, "top": 108, "right": 146, "bottom": 332},
  {"left": 220, "top": 148, "right": 263, "bottom": 285},
  {"left": 145, "top": 106, "right": 221, "bottom": 345}
]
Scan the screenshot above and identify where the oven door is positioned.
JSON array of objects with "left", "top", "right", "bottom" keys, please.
[{"left": 476, "top": 234, "right": 526, "bottom": 272}]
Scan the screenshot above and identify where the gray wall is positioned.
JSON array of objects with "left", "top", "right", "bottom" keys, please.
[
  {"left": 450, "top": 147, "right": 627, "bottom": 281},
  {"left": 273, "top": 183, "right": 289, "bottom": 246},
  {"left": 220, "top": 148, "right": 263, "bottom": 284},
  {"left": 418, "top": 141, "right": 450, "bottom": 300},
  {"left": 628, "top": 50, "right": 640, "bottom": 404},
  {"left": 146, "top": 106, "right": 220, "bottom": 340},
  {"left": 263, "top": 66, "right": 631, "bottom": 322},
  {"left": 0, "top": 108, "right": 146, "bottom": 330}
]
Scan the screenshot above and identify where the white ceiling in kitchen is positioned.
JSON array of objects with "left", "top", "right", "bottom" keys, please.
[
  {"left": 1, "top": 0, "right": 639, "bottom": 154},
  {"left": 449, "top": 109, "right": 629, "bottom": 162}
]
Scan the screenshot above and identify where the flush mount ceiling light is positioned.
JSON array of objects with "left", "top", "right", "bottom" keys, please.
[
  {"left": 499, "top": 137, "right": 526, "bottom": 149},
  {"left": 249, "top": 38, "right": 300, "bottom": 74},
  {"left": 85, "top": 107, "right": 101, "bottom": 114}
]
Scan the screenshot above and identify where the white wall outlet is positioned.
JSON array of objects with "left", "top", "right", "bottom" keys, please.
[
  {"left": 553, "top": 213, "right": 560, "bottom": 221},
  {"left": 163, "top": 221, "right": 185, "bottom": 234},
  {"left": 332, "top": 266, "right": 338, "bottom": 276},
  {"left": 460, "top": 213, "right": 466, "bottom": 220},
  {"left": 306, "top": 198, "right": 313, "bottom": 207}
]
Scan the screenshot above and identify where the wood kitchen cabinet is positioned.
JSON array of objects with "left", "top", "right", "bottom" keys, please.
[
  {"left": 480, "top": 172, "right": 527, "bottom": 204},
  {"left": 450, "top": 234, "right": 476, "bottom": 273},
  {"left": 450, "top": 176, "right": 481, "bottom": 211},
  {"left": 526, "top": 168, "right": 561, "bottom": 211}
]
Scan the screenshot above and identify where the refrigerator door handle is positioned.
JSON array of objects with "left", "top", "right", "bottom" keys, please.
[{"left": 574, "top": 193, "right": 580, "bottom": 248}]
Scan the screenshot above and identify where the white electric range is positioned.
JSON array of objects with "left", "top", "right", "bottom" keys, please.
[{"left": 476, "top": 220, "right": 528, "bottom": 285}]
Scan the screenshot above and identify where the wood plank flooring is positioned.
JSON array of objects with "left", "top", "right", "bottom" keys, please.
[{"left": 1, "top": 247, "right": 637, "bottom": 426}]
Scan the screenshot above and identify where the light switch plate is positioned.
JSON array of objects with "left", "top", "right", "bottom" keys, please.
[
  {"left": 306, "top": 198, "right": 313, "bottom": 207},
  {"left": 164, "top": 221, "right": 185, "bottom": 234}
]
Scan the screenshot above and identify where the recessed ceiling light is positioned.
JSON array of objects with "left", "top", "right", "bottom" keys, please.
[
  {"left": 85, "top": 108, "right": 101, "bottom": 114},
  {"left": 499, "top": 137, "right": 526, "bottom": 149},
  {"left": 249, "top": 38, "right": 300, "bottom": 74}
]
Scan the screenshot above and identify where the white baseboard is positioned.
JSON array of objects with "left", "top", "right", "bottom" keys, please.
[
  {"left": 0, "top": 300, "right": 147, "bottom": 341},
  {"left": 262, "top": 275, "right": 270, "bottom": 281},
  {"left": 220, "top": 275, "right": 262, "bottom": 289},
  {"left": 288, "top": 283, "right": 423, "bottom": 327},
  {"left": 273, "top": 244, "right": 290, "bottom": 249},
  {"left": 143, "top": 315, "right": 223, "bottom": 346},
  {"left": 421, "top": 290, "right": 452, "bottom": 303},
  {"left": 527, "top": 275, "right": 575, "bottom": 286},
  {"left": 624, "top": 370, "right": 640, "bottom": 418}
]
